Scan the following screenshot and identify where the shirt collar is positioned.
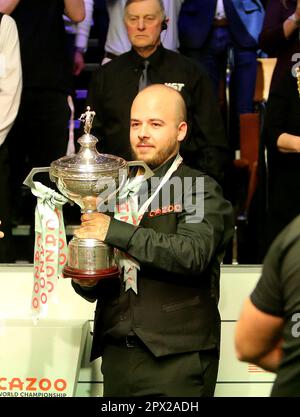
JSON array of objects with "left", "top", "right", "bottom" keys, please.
[
  {"left": 129, "top": 44, "right": 165, "bottom": 69},
  {"left": 128, "top": 154, "right": 178, "bottom": 180},
  {"left": 152, "top": 154, "right": 179, "bottom": 178},
  {"left": 131, "top": 155, "right": 180, "bottom": 200}
]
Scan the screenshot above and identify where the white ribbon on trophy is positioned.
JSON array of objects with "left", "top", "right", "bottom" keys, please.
[{"left": 30, "top": 181, "right": 69, "bottom": 318}]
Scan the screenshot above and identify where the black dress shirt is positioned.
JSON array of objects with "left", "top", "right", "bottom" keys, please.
[{"left": 72, "top": 159, "right": 233, "bottom": 359}]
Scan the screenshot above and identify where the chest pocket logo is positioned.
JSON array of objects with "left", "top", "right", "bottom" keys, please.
[
  {"left": 148, "top": 204, "right": 182, "bottom": 218},
  {"left": 164, "top": 83, "right": 185, "bottom": 92}
]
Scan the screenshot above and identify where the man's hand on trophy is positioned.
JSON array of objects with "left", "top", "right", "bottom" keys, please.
[{"left": 74, "top": 212, "right": 111, "bottom": 241}]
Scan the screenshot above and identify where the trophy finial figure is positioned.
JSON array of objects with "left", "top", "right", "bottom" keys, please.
[
  {"left": 296, "top": 66, "right": 300, "bottom": 98},
  {"left": 79, "top": 106, "right": 96, "bottom": 134}
]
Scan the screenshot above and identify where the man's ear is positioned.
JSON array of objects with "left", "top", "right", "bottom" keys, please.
[
  {"left": 161, "top": 17, "right": 169, "bottom": 31},
  {"left": 177, "top": 121, "right": 188, "bottom": 142}
]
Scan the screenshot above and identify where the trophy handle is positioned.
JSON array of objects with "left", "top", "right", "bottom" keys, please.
[
  {"left": 127, "top": 160, "right": 154, "bottom": 177},
  {"left": 96, "top": 161, "right": 153, "bottom": 211},
  {"left": 23, "top": 167, "right": 50, "bottom": 190}
]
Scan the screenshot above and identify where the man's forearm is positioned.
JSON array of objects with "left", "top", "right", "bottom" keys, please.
[
  {"left": 75, "top": 0, "right": 94, "bottom": 50},
  {"left": 283, "top": 2, "right": 300, "bottom": 39},
  {"left": 0, "top": 0, "right": 21, "bottom": 14},
  {"left": 64, "top": 0, "right": 85, "bottom": 23},
  {"left": 277, "top": 133, "right": 300, "bottom": 153},
  {"left": 249, "top": 345, "right": 283, "bottom": 373}
]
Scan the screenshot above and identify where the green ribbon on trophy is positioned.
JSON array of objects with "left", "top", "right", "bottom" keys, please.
[{"left": 30, "top": 181, "right": 69, "bottom": 318}]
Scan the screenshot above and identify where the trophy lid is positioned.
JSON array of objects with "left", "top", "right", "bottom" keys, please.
[{"left": 50, "top": 107, "right": 127, "bottom": 180}]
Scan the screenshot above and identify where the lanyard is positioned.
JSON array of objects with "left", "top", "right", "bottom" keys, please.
[
  {"left": 137, "top": 153, "right": 183, "bottom": 219},
  {"left": 115, "top": 154, "right": 183, "bottom": 294}
]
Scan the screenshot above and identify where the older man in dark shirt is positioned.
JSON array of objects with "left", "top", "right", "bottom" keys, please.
[{"left": 88, "top": 0, "right": 229, "bottom": 185}]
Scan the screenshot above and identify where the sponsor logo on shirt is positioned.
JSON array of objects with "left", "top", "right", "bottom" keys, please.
[
  {"left": 164, "top": 83, "right": 185, "bottom": 92},
  {"left": 148, "top": 203, "right": 182, "bottom": 217}
]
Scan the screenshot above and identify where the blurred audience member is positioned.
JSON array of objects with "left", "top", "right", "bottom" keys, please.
[
  {"left": 259, "top": 0, "right": 300, "bottom": 93},
  {"left": 235, "top": 213, "right": 300, "bottom": 396},
  {"left": 0, "top": 0, "right": 85, "bottom": 230},
  {"left": 261, "top": 69, "right": 300, "bottom": 254},
  {"left": 0, "top": 12, "right": 22, "bottom": 262},
  {"left": 178, "top": 0, "right": 265, "bottom": 148},
  {"left": 92, "top": 0, "right": 109, "bottom": 62},
  {"left": 88, "top": 0, "right": 229, "bottom": 185},
  {"left": 102, "top": 0, "right": 184, "bottom": 64},
  {"left": 64, "top": 0, "right": 94, "bottom": 76}
]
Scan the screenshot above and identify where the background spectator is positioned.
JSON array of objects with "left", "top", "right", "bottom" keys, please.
[
  {"left": 178, "top": 0, "right": 265, "bottom": 149},
  {"left": 259, "top": 0, "right": 300, "bottom": 93},
  {"left": 260, "top": 69, "right": 300, "bottom": 255},
  {"left": 0, "top": 12, "right": 22, "bottom": 262},
  {"left": 64, "top": 0, "right": 94, "bottom": 76},
  {"left": 0, "top": 0, "right": 85, "bottom": 233},
  {"left": 235, "top": 213, "right": 300, "bottom": 396},
  {"left": 101, "top": 0, "right": 184, "bottom": 64},
  {"left": 88, "top": 0, "right": 229, "bottom": 185}
]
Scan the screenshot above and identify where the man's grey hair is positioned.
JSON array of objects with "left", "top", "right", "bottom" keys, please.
[{"left": 124, "top": 0, "right": 166, "bottom": 17}]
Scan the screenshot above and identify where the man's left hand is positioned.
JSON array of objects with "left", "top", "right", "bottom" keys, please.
[{"left": 74, "top": 212, "right": 111, "bottom": 241}]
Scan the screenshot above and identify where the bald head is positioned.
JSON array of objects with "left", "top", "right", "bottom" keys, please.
[
  {"left": 130, "top": 84, "right": 188, "bottom": 169},
  {"left": 132, "top": 84, "right": 187, "bottom": 125}
]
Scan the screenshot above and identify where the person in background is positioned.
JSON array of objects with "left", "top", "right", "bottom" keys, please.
[
  {"left": 250, "top": 0, "right": 300, "bottom": 262},
  {"left": 88, "top": 0, "right": 229, "bottom": 185},
  {"left": 92, "top": 0, "right": 109, "bottom": 62},
  {"left": 64, "top": 0, "right": 94, "bottom": 76},
  {"left": 72, "top": 83, "right": 233, "bottom": 397},
  {"left": 258, "top": 67, "right": 300, "bottom": 255},
  {"left": 235, "top": 212, "right": 300, "bottom": 397},
  {"left": 101, "top": 0, "right": 184, "bottom": 64},
  {"left": 0, "top": 11, "right": 22, "bottom": 261},
  {"left": 259, "top": 0, "right": 300, "bottom": 93},
  {"left": 0, "top": 0, "right": 85, "bottom": 237},
  {"left": 178, "top": 0, "right": 265, "bottom": 149}
]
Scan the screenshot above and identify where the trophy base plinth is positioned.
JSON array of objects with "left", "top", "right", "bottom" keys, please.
[{"left": 63, "top": 265, "right": 120, "bottom": 280}]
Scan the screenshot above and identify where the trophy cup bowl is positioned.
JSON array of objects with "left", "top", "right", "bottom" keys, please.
[
  {"left": 48, "top": 107, "right": 130, "bottom": 281},
  {"left": 25, "top": 107, "right": 152, "bottom": 281},
  {"left": 49, "top": 130, "right": 128, "bottom": 281}
]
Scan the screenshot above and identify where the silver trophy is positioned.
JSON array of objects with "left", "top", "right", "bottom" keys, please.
[{"left": 24, "top": 107, "right": 152, "bottom": 281}]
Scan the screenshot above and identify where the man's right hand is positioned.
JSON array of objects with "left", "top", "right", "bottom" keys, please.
[{"left": 74, "top": 212, "right": 111, "bottom": 241}]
